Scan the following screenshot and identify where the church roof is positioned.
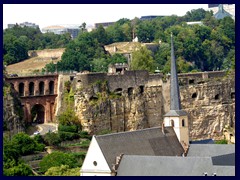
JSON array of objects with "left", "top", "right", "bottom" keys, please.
[
  {"left": 116, "top": 155, "right": 235, "bottom": 176},
  {"left": 164, "top": 110, "right": 188, "bottom": 117},
  {"left": 95, "top": 126, "right": 184, "bottom": 169},
  {"left": 214, "top": 4, "right": 232, "bottom": 19},
  {"left": 187, "top": 144, "right": 235, "bottom": 157}
]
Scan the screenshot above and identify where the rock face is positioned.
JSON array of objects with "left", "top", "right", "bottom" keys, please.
[
  {"left": 73, "top": 71, "right": 235, "bottom": 140},
  {"left": 3, "top": 89, "right": 25, "bottom": 137}
]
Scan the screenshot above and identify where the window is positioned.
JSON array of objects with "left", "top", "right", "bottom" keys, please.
[
  {"left": 19, "top": 82, "right": 24, "bottom": 96},
  {"left": 29, "top": 82, "right": 35, "bottom": 96},
  {"left": 49, "top": 81, "right": 54, "bottom": 95},
  {"left": 182, "top": 119, "right": 185, "bottom": 127},
  {"left": 171, "top": 120, "right": 174, "bottom": 127},
  {"left": 93, "top": 161, "right": 97, "bottom": 166},
  {"left": 39, "top": 81, "right": 44, "bottom": 95}
]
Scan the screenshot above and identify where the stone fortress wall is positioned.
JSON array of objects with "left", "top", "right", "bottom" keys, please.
[{"left": 73, "top": 70, "right": 235, "bottom": 141}]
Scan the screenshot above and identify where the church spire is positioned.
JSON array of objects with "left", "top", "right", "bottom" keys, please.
[{"left": 170, "top": 33, "right": 181, "bottom": 110}]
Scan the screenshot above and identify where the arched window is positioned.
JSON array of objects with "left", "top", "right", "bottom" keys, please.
[
  {"left": 39, "top": 81, "right": 45, "bottom": 95},
  {"left": 49, "top": 81, "right": 54, "bottom": 95},
  {"left": 19, "top": 83, "right": 24, "bottom": 96},
  {"left": 171, "top": 120, "right": 174, "bottom": 127},
  {"left": 29, "top": 82, "right": 35, "bottom": 96},
  {"left": 182, "top": 119, "right": 185, "bottom": 127}
]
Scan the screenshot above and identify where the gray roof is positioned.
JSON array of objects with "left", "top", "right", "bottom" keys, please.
[
  {"left": 164, "top": 110, "right": 188, "bottom": 117},
  {"left": 190, "top": 139, "right": 215, "bottom": 144},
  {"left": 95, "top": 127, "right": 184, "bottom": 169},
  {"left": 170, "top": 34, "right": 181, "bottom": 111},
  {"left": 214, "top": 4, "right": 232, "bottom": 19},
  {"left": 117, "top": 155, "right": 235, "bottom": 176},
  {"left": 212, "top": 153, "right": 235, "bottom": 166},
  {"left": 187, "top": 144, "right": 235, "bottom": 157}
]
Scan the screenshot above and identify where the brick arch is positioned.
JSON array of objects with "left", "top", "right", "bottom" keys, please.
[
  {"left": 31, "top": 104, "right": 45, "bottom": 124},
  {"left": 5, "top": 74, "right": 58, "bottom": 124}
]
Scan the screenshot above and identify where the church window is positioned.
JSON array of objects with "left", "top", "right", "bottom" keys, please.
[
  {"left": 182, "top": 119, "right": 185, "bottom": 127},
  {"left": 171, "top": 120, "right": 174, "bottom": 127},
  {"left": 93, "top": 161, "right": 97, "bottom": 166}
]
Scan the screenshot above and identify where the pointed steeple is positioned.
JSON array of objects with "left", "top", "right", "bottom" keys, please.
[
  {"left": 170, "top": 33, "right": 181, "bottom": 110},
  {"left": 164, "top": 33, "right": 187, "bottom": 117}
]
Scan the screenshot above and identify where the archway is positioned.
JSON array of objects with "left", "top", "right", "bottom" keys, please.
[{"left": 31, "top": 104, "right": 45, "bottom": 124}]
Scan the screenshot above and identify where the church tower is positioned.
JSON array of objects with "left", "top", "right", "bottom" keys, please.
[{"left": 163, "top": 33, "right": 189, "bottom": 148}]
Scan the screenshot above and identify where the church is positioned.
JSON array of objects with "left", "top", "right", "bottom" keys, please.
[{"left": 80, "top": 34, "right": 235, "bottom": 176}]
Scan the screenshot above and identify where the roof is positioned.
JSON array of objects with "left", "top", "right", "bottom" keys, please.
[
  {"left": 187, "top": 144, "right": 235, "bottom": 157},
  {"left": 164, "top": 110, "right": 188, "bottom": 117},
  {"left": 95, "top": 127, "right": 184, "bottom": 168},
  {"left": 214, "top": 4, "right": 232, "bottom": 19},
  {"left": 190, "top": 139, "right": 215, "bottom": 144},
  {"left": 117, "top": 155, "right": 235, "bottom": 176},
  {"left": 211, "top": 153, "right": 235, "bottom": 166}
]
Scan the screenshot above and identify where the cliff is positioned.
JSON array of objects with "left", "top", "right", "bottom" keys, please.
[{"left": 73, "top": 71, "right": 235, "bottom": 141}]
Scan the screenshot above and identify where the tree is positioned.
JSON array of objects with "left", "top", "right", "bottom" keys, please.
[
  {"left": 43, "top": 132, "right": 61, "bottom": 146},
  {"left": 44, "top": 165, "right": 80, "bottom": 176},
  {"left": 131, "top": 46, "right": 154, "bottom": 72}
]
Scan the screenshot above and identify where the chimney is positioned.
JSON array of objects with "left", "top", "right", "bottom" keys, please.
[{"left": 162, "top": 122, "right": 165, "bottom": 135}]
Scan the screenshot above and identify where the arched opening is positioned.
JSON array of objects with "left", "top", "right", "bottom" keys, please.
[
  {"left": 19, "top": 82, "right": 25, "bottom": 96},
  {"left": 171, "top": 120, "right": 174, "bottom": 127},
  {"left": 215, "top": 94, "right": 219, "bottom": 100},
  {"left": 114, "top": 88, "right": 122, "bottom": 96},
  {"left": 31, "top": 104, "right": 45, "bottom": 124},
  {"left": 231, "top": 92, "right": 235, "bottom": 99},
  {"left": 140, "top": 85, "right": 144, "bottom": 94},
  {"left": 192, "top": 93, "right": 197, "bottom": 98},
  {"left": 49, "top": 81, "right": 54, "bottom": 95},
  {"left": 182, "top": 119, "right": 185, "bottom": 127},
  {"left": 29, "top": 82, "right": 35, "bottom": 96},
  {"left": 39, "top": 81, "right": 45, "bottom": 95},
  {"left": 128, "top": 87, "right": 133, "bottom": 96}
]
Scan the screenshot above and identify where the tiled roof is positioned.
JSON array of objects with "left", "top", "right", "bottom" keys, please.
[{"left": 95, "top": 127, "right": 184, "bottom": 168}]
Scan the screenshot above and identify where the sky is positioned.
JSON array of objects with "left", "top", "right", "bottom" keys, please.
[{"left": 3, "top": 4, "right": 209, "bottom": 30}]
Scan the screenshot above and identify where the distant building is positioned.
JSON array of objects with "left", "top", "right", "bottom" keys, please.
[
  {"left": 140, "top": 15, "right": 165, "bottom": 20},
  {"left": 7, "top": 22, "right": 39, "bottom": 29},
  {"left": 213, "top": 4, "right": 233, "bottom": 20},
  {"left": 208, "top": 4, "right": 235, "bottom": 19},
  {"left": 94, "top": 22, "right": 115, "bottom": 29},
  {"left": 42, "top": 25, "right": 80, "bottom": 39}
]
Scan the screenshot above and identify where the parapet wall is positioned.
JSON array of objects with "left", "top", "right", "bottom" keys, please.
[{"left": 28, "top": 48, "right": 65, "bottom": 59}]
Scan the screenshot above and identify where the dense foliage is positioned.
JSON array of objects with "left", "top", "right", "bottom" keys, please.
[
  {"left": 39, "top": 151, "right": 78, "bottom": 173},
  {"left": 3, "top": 133, "right": 45, "bottom": 176},
  {"left": 4, "top": 8, "right": 235, "bottom": 74},
  {"left": 3, "top": 25, "right": 71, "bottom": 65}
]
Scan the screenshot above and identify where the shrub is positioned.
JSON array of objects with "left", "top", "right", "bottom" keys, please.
[
  {"left": 58, "top": 131, "right": 79, "bottom": 141},
  {"left": 58, "top": 125, "right": 78, "bottom": 133},
  {"left": 39, "top": 151, "right": 77, "bottom": 173},
  {"left": 43, "top": 132, "right": 61, "bottom": 146}
]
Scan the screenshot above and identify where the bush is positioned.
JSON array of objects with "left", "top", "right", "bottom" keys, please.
[
  {"left": 79, "top": 131, "right": 91, "bottom": 139},
  {"left": 39, "top": 151, "right": 78, "bottom": 173},
  {"left": 58, "top": 125, "right": 78, "bottom": 133},
  {"left": 215, "top": 139, "right": 228, "bottom": 144},
  {"left": 4, "top": 160, "right": 33, "bottom": 176},
  {"left": 43, "top": 132, "right": 61, "bottom": 146},
  {"left": 58, "top": 131, "right": 79, "bottom": 141},
  {"left": 44, "top": 165, "right": 80, "bottom": 176}
]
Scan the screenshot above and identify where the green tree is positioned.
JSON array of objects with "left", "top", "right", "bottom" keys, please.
[
  {"left": 44, "top": 165, "right": 80, "bottom": 176},
  {"left": 58, "top": 108, "right": 79, "bottom": 126},
  {"left": 39, "top": 151, "right": 78, "bottom": 173},
  {"left": 4, "top": 160, "right": 33, "bottom": 176},
  {"left": 131, "top": 46, "right": 154, "bottom": 72},
  {"left": 43, "top": 132, "right": 61, "bottom": 146}
]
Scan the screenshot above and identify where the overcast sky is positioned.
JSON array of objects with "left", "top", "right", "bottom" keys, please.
[{"left": 3, "top": 4, "right": 209, "bottom": 29}]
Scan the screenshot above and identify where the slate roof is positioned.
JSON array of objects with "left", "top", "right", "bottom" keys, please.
[
  {"left": 187, "top": 144, "right": 235, "bottom": 157},
  {"left": 190, "top": 139, "right": 215, "bottom": 144},
  {"left": 164, "top": 110, "right": 188, "bottom": 117},
  {"left": 211, "top": 153, "right": 235, "bottom": 166},
  {"left": 95, "top": 127, "right": 184, "bottom": 168},
  {"left": 117, "top": 155, "right": 234, "bottom": 176}
]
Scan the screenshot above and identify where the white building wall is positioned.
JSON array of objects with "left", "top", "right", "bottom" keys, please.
[{"left": 80, "top": 136, "right": 111, "bottom": 176}]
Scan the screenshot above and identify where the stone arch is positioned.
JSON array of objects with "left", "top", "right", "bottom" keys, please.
[
  {"left": 31, "top": 104, "right": 45, "bottom": 124},
  {"left": 29, "top": 82, "right": 35, "bottom": 96},
  {"left": 49, "top": 81, "right": 54, "bottom": 95},
  {"left": 39, "top": 81, "right": 45, "bottom": 95},
  {"left": 19, "top": 82, "right": 25, "bottom": 96}
]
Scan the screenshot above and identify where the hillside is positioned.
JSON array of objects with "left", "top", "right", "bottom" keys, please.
[{"left": 6, "top": 48, "right": 65, "bottom": 75}]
